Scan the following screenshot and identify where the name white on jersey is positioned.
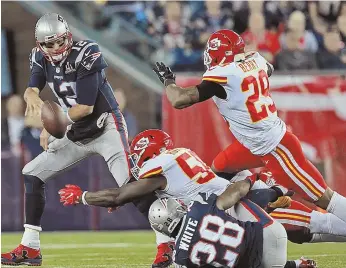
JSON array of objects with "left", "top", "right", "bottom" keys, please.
[
  {"left": 138, "top": 148, "right": 229, "bottom": 203},
  {"left": 203, "top": 52, "right": 286, "bottom": 155}
]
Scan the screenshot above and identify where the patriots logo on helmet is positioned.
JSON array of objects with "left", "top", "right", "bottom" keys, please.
[{"left": 81, "top": 52, "right": 101, "bottom": 71}]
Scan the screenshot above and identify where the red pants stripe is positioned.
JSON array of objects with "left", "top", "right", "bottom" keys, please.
[
  {"left": 213, "top": 131, "right": 327, "bottom": 202},
  {"left": 270, "top": 200, "right": 312, "bottom": 230}
]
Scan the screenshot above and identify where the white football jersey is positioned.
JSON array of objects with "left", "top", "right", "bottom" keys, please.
[
  {"left": 203, "top": 52, "right": 286, "bottom": 155},
  {"left": 138, "top": 148, "right": 230, "bottom": 203}
]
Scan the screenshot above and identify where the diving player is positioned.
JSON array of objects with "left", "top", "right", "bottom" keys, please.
[{"left": 153, "top": 29, "right": 346, "bottom": 230}]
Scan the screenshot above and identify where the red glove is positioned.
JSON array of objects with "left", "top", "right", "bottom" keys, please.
[{"left": 58, "top": 184, "right": 83, "bottom": 206}]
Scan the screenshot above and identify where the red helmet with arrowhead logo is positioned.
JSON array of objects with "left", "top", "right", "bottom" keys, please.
[{"left": 204, "top": 29, "right": 245, "bottom": 69}]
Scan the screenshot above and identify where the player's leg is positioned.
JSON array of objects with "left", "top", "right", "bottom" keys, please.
[
  {"left": 262, "top": 131, "right": 346, "bottom": 222},
  {"left": 211, "top": 139, "right": 264, "bottom": 175},
  {"left": 131, "top": 189, "right": 175, "bottom": 268},
  {"left": 91, "top": 114, "right": 131, "bottom": 186},
  {"left": 260, "top": 220, "right": 287, "bottom": 268},
  {"left": 1, "top": 136, "right": 90, "bottom": 266},
  {"left": 310, "top": 233, "right": 346, "bottom": 243},
  {"left": 271, "top": 200, "right": 346, "bottom": 243}
]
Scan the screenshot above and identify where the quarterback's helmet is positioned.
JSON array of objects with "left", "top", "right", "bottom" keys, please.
[
  {"left": 35, "top": 13, "right": 73, "bottom": 62},
  {"left": 204, "top": 29, "right": 245, "bottom": 68},
  {"left": 129, "top": 129, "right": 174, "bottom": 178},
  {"left": 149, "top": 198, "right": 187, "bottom": 237}
]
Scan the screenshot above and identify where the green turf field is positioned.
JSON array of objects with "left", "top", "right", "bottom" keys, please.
[{"left": 1, "top": 231, "right": 346, "bottom": 267}]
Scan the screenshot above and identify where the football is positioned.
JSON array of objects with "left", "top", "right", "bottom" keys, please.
[{"left": 41, "top": 100, "right": 68, "bottom": 139}]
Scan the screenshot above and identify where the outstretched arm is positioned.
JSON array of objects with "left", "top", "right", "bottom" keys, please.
[
  {"left": 216, "top": 178, "right": 254, "bottom": 211},
  {"left": 153, "top": 62, "right": 226, "bottom": 109},
  {"left": 58, "top": 176, "right": 166, "bottom": 208}
]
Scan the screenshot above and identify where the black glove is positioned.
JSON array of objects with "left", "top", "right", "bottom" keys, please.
[{"left": 153, "top": 62, "right": 176, "bottom": 86}]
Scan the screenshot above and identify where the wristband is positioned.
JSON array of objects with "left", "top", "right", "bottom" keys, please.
[
  {"left": 81, "top": 191, "right": 89, "bottom": 206},
  {"left": 164, "top": 79, "right": 176, "bottom": 87},
  {"left": 66, "top": 109, "right": 75, "bottom": 124}
]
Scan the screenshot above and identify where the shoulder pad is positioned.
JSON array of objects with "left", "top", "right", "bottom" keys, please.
[
  {"left": 138, "top": 154, "right": 175, "bottom": 179},
  {"left": 202, "top": 66, "right": 228, "bottom": 84},
  {"left": 29, "top": 47, "right": 44, "bottom": 70},
  {"left": 73, "top": 40, "right": 108, "bottom": 77},
  {"left": 193, "top": 192, "right": 217, "bottom": 204}
]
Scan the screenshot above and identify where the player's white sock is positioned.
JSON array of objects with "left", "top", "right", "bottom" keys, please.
[
  {"left": 310, "top": 233, "right": 346, "bottom": 243},
  {"left": 326, "top": 191, "right": 346, "bottom": 223},
  {"left": 153, "top": 228, "right": 174, "bottom": 245},
  {"left": 310, "top": 210, "right": 346, "bottom": 236},
  {"left": 21, "top": 224, "right": 42, "bottom": 250}
]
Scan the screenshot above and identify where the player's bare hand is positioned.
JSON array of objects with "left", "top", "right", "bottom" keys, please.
[
  {"left": 153, "top": 62, "right": 176, "bottom": 86},
  {"left": 40, "top": 128, "right": 51, "bottom": 150},
  {"left": 58, "top": 184, "right": 83, "bottom": 206},
  {"left": 25, "top": 94, "right": 43, "bottom": 117}
]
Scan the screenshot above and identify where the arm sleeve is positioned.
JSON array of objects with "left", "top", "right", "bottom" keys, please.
[
  {"left": 196, "top": 80, "right": 227, "bottom": 101},
  {"left": 28, "top": 49, "right": 46, "bottom": 91},
  {"left": 76, "top": 71, "right": 101, "bottom": 106}
]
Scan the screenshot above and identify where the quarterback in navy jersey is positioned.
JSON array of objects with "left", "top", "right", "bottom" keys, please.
[{"left": 1, "top": 13, "right": 131, "bottom": 266}]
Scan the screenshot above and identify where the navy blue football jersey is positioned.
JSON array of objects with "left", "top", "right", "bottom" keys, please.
[
  {"left": 28, "top": 40, "right": 124, "bottom": 142},
  {"left": 174, "top": 193, "right": 263, "bottom": 268}
]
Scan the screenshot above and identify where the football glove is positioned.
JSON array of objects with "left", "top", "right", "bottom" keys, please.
[
  {"left": 58, "top": 184, "right": 83, "bottom": 206},
  {"left": 153, "top": 62, "right": 176, "bottom": 86},
  {"left": 268, "top": 196, "right": 292, "bottom": 209}
]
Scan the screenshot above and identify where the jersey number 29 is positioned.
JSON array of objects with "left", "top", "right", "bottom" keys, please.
[
  {"left": 190, "top": 215, "right": 245, "bottom": 267},
  {"left": 241, "top": 70, "right": 277, "bottom": 123}
]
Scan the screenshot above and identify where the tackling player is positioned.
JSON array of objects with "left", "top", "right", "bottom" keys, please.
[
  {"left": 58, "top": 129, "right": 315, "bottom": 268},
  {"left": 152, "top": 29, "right": 346, "bottom": 227},
  {"left": 1, "top": 13, "right": 131, "bottom": 266},
  {"left": 149, "top": 189, "right": 288, "bottom": 268}
]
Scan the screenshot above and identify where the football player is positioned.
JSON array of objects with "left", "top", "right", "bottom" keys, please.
[
  {"left": 249, "top": 172, "right": 346, "bottom": 244},
  {"left": 1, "top": 13, "right": 131, "bottom": 266},
  {"left": 152, "top": 29, "right": 346, "bottom": 228},
  {"left": 149, "top": 186, "right": 315, "bottom": 268},
  {"left": 58, "top": 129, "right": 315, "bottom": 268}
]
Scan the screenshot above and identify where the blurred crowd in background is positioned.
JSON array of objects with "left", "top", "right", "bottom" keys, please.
[
  {"left": 59, "top": 1, "right": 346, "bottom": 71},
  {"left": 2, "top": 0, "right": 346, "bottom": 161}
]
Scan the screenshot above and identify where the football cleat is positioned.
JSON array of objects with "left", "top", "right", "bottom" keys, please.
[
  {"left": 297, "top": 256, "right": 317, "bottom": 268},
  {"left": 152, "top": 242, "right": 175, "bottom": 268},
  {"left": 1, "top": 244, "right": 42, "bottom": 266}
]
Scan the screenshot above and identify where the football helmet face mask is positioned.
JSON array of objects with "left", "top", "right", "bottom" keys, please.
[
  {"left": 35, "top": 13, "right": 73, "bottom": 63},
  {"left": 204, "top": 29, "right": 245, "bottom": 69},
  {"left": 129, "top": 129, "right": 174, "bottom": 179},
  {"left": 149, "top": 198, "right": 188, "bottom": 237}
]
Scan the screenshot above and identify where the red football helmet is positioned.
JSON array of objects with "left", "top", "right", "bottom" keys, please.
[
  {"left": 204, "top": 29, "right": 245, "bottom": 68},
  {"left": 129, "top": 129, "right": 174, "bottom": 178}
]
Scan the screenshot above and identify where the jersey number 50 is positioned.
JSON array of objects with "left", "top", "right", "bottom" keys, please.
[
  {"left": 241, "top": 70, "right": 277, "bottom": 123},
  {"left": 190, "top": 215, "right": 245, "bottom": 267},
  {"left": 175, "top": 150, "right": 216, "bottom": 184}
]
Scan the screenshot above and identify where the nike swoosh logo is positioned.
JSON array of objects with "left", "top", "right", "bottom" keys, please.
[{"left": 85, "top": 50, "right": 91, "bottom": 56}]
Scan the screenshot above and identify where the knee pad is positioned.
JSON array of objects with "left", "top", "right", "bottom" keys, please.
[{"left": 24, "top": 175, "right": 45, "bottom": 195}]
